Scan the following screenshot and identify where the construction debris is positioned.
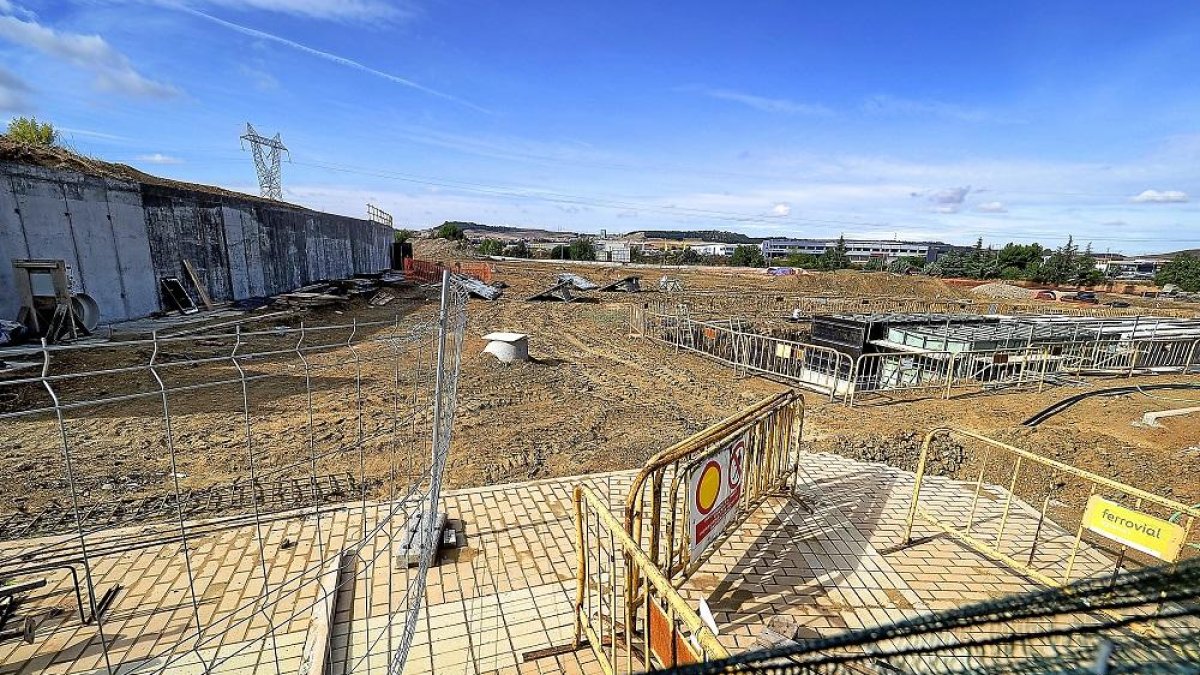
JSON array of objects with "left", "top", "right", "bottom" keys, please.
[
  {"left": 556, "top": 273, "right": 599, "bottom": 290},
  {"left": 274, "top": 292, "right": 346, "bottom": 309},
  {"left": 482, "top": 332, "right": 530, "bottom": 363},
  {"left": 369, "top": 291, "right": 397, "bottom": 306},
  {"left": 598, "top": 276, "right": 641, "bottom": 293},
  {"left": 527, "top": 280, "right": 578, "bottom": 302},
  {"left": 458, "top": 276, "right": 504, "bottom": 300},
  {"left": 395, "top": 511, "right": 447, "bottom": 567},
  {"left": 658, "top": 275, "right": 683, "bottom": 292},
  {"left": 379, "top": 270, "right": 406, "bottom": 285}
]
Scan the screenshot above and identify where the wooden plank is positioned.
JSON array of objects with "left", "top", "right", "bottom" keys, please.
[
  {"left": 181, "top": 259, "right": 214, "bottom": 310},
  {"left": 298, "top": 550, "right": 350, "bottom": 675}
]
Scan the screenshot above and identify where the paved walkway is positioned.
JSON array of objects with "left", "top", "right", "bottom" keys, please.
[{"left": 0, "top": 454, "right": 1124, "bottom": 674}]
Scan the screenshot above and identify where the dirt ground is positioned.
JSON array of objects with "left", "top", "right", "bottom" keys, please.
[{"left": 0, "top": 258, "right": 1196, "bottom": 527}]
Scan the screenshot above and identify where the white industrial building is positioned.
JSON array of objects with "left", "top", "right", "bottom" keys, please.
[{"left": 760, "top": 238, "right": 958, "bottom": 264}]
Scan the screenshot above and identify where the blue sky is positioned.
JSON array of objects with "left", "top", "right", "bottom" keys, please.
[{"left": 1, "top": 1, "right": 1198, "bottom": 253}]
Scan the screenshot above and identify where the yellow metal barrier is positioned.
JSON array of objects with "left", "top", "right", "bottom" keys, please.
[
  {"left": 904, "top": 428, "right": 1200, "bottom": 591},
  {"left": 574, "top": 484, "right": 730, "bottom": 673},
  {"left": 571, "top": 392, "right": 801, "bottom": 672},
  {"left": 624, "top": 390, "right": 804, "bottom": 580}
]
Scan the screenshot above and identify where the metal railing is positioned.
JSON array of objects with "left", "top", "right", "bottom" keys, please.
[
  {"left": 632, "top": 305, "right": 1200, "bottom": 406},
  {"left": 638, "top": 308, "right": 850, "bottom": 400},
  {"left": 574, "top": 484, "right": 730, "bottom": 673},
  {"left": 664, "top": 292, "right": 1200, "bottom": 321},
  {"left": 847, "top": 337, "right": 1200, "bottom": 405},
  {"left": 572, "top": 392, "right": 803, "bottom": 673},
  {"left": 623, "top": 391, "right": 805, "bottom": 580},
  {"left": 0, "top": 272, "right": 470, "bottom": 674},
  {"left": 904, "top": 428, "right": 1200, "bottom": 592}
]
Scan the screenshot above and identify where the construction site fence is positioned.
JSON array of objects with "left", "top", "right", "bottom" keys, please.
[
  {"left": 660, "top": 292, "right": 1199, "bottom": 320},
  {"left": 636, "top": 309, "right": 851, "bottom": 401},
  {"left": 905, "top": 428, "right": 1200, "bottom": 592},
  {"left": 574, "top": 391, "right": 802, "bottom": 673},
  {"left": 631, "top": 306, "right": 1200, "bottom": 405},
  {"left": 846, "top": 336, "right": 1200, "bottom": 405},
  {"left": 670, "top": 555, "right": 1200, "bottom": 674},
  {"left": 403, "top": 258, "right": 494, "bottom": 284},
  {"left": 575, "top": 484, "right": 730, "bottom": 674},
  {"left": 0, "top": 271, "right": 470, "bottom": 675}
]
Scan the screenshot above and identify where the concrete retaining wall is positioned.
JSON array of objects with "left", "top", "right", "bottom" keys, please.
[{"left": 0, "top": 163, "right": 392, "bottom": 324}]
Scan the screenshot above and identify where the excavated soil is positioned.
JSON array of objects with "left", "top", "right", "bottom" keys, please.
[{"left": 1, "top": 258, "right": 1195, "bottom": 523}]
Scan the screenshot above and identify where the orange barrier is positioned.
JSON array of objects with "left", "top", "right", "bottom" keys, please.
[{"left": 403, "top": 259, "right": 493, "bottom": 284}]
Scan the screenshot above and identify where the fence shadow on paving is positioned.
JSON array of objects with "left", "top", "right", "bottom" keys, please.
[{"left": 0, "top": 273, "right": 470, "bottom": 674}]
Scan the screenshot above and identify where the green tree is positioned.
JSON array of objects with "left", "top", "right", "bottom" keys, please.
[
  {"left": 477, "top": 239, "right": 504, "bottom": 256},
  {"left": 549, "top": 239, "right": 598, "bottom": 261},
  {"left": 569, "top": 238, "right": 597, "bottom": 261},
  {"left": 434, "top": 222, "right": 465, "bottom": 240},
  {"left": 819, "top": 236, "right": 851, "bottom": 270},
  {"left": 673, "top": 248, "right": 702, "bottom": 265},
  {"left": 730, "top": 244, "right": 765, "bottom": 268},
  {"left": 1154, "top": 253, "right": 1200, "bottom": 292},
  {"left": 784, "top": 253, "right": 823, "bottom": 269},
  {"left": 393, "top": 228, "right": 412, "bottom": 243},
  {"left": 5, "top": 117, "right": 58, "bottom": 147},
  {"left": 863, "top": 257, "right": 887, "bottom": 272},
  {"left": 509, "top": 240, "right": 532, "bottom": 258},
  {"left": 888, "top": 256, "right": 926, "bottom": 274}
]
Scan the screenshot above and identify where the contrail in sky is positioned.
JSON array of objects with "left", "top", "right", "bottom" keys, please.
[{"left": 171, "top": 3, "right": 490, "bottom": 113}]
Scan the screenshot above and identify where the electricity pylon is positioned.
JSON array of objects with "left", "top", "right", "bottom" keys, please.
[{"left": 240, "top": 123, "right": 289, "bottom": 200}]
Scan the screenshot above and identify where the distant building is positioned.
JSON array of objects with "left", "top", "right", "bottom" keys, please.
[
  {"left": 594, "top": 240, "right": 632, "bottom": 263},
  {"left": 760, "top": 239, "right": 958, "bottom": 264},
  {"left": 1095, "top": 258, "right": 1167, "bottom": 279},
  {"left": 688, "top": 243, "right": 739, "bottom": 257}
]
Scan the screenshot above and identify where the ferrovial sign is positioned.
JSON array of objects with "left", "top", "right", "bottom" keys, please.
[
  {"left": 688, "top": 435, "right": 746, "bottom": 559},
  {"left": 1082, "top": 495, "right": 1187, "bottom": 563}
]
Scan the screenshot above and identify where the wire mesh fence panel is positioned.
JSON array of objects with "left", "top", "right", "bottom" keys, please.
[
  {"left": 668, "top": 555, "right": 1200, "bottom": 674},
  {"left": 0, "top": 272, "right": 469, "bottom": 675}
]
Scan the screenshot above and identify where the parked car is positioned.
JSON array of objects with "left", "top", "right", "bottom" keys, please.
[
  {"left": 1072, "top": 291, "right": 1099, "bottom": 304},
  {"left": 1035, "top": 290, "right": 1058, "bottom": 301},
  {"left": 1104, "top": 300, "right": 1132, "bottom": 308}
]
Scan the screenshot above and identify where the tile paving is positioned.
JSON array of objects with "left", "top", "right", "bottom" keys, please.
[{"left": 0, "top": 454, "right": 1125, "bottom": 674}]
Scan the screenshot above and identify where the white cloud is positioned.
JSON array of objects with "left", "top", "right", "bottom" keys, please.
[
  {"left": 976, "top": 201, "right": 1007, "bottom": 213},
  {"left": 690, "top": 87, "right": 832, "bottom": 116},
  {"left": 1131, "top": 189, "right": 1189, "bottom": 203},
  {"left": 0, "top": 65, "right": 31, "bottom": 111},
  {"left": 863, "top": 95, "right": 1009, "bottom": 123},
  {"left": 771, "top": 202, "right": 791, "bottom": 217},
  {"left": 135, "top": 152, "right": 183, "bottom": 164},
  {"left": 0, "top": 13, "right": 179, "bottom": 98},
  {"left": 189, "top": 0, "right": 411, "bottom": 22},
  {"left": 0, "top": 0, "right": 34, "bottom": 20},
  {"left": 918, "top": 186, "right": 971, "bottom": 212}
]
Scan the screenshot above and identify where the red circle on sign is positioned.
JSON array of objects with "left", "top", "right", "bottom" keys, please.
[{"left": 729, "top": 440, "right": 744, "bottom": 489}]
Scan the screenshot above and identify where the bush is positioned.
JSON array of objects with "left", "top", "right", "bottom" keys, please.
[
  {"left": 1155, "top": 254, "right": 1200, "bottom": 292},
  {"left": 730, "top": 245, "right": 765, "bottom": 268},
  {"left": 477, "top": 239, "right": 504, "bottom": 256},
  {"left": 434, "top": 222, "right": 465, "bottom": 240},
  {"left": 6, "top": 117, "right": 58, "bottom": 147}
]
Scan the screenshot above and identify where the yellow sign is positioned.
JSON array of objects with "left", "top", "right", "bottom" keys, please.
[{"left": 1082, "top": 495, "right": 1187, "bottom": 563}]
